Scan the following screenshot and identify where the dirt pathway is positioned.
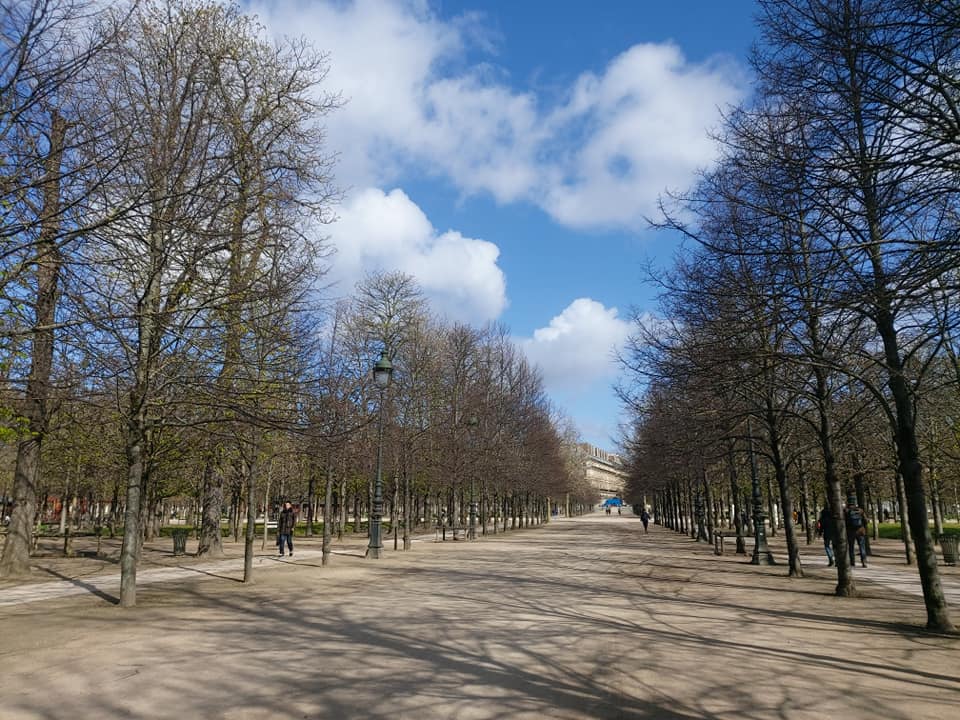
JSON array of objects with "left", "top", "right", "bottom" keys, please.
[{"left": 1, "top": 516, "right": 958, "bottom": 719}]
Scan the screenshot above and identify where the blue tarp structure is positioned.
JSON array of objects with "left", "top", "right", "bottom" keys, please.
[{"left": 602, "top": 497, "right": 623, "bottom": 507}]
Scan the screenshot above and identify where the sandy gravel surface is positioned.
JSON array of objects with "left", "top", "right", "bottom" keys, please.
[{"left": 1, "top": 516, "right": 958, "bottom": 720}]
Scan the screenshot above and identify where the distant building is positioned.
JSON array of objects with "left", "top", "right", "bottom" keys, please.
[{"left": 578, "top": 443, "right": 627, "bottom": 503}]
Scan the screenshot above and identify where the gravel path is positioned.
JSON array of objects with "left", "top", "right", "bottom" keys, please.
[{"left": 1, "top": 516, "right": 958, "bottom": 719}]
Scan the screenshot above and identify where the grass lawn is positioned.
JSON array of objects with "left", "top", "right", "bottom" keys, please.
[{"left": 877, "top": 521, "right": 960, "bottom": 540}]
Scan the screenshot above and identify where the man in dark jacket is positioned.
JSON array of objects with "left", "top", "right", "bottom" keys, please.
[
  {"left": 277, "top": 501, "right": 296, "bottom": 557},
  {"left": 817, "top": 505, "right": 836, "bottom": 566},
  {"left": 845, "top": 496, "right": 868, "bottom": 568}
]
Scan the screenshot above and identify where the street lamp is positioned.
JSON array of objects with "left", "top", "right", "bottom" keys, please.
[
  {"left": 467, "top": 414, "right": 479, "bottom": 541},
  {"left": 367, "top": 350, "right": 393, "bottom": 559},
  {"left": 747, "top": 419, "right": 775, "bottom": 565}
]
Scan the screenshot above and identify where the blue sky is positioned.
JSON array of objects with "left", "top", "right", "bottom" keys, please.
[{"left": 252, "top": 0, "right": 760, "bottom": 450}]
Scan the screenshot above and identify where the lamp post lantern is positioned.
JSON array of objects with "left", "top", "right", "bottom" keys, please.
[
  {"left": 747, "top": 419, "right": 775, "bottom": 565},
  {"left": 367, "top": 350, "right": 393, "bottom": 559},
  {"left": 467, "top": 415, "right": 478, "bottom": 541}
]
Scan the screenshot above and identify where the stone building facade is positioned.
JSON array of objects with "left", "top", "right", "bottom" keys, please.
[{"left": 579, "top": 443, "right": 627, "bottom": 504}]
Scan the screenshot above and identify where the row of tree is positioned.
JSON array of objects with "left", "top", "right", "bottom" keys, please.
[
  {"left": 0, "top": 0, "right": 596, "bottom": 606},
  {"left": 618, "top": 0, "right": 959, "bottom": 633}
]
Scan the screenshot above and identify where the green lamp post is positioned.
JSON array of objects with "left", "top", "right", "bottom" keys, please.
[
  {"left": 748, "top": 419, "right": 775, "bottom": 565},
  {"left": 467, "top": 414, "right": 478, "bottom": 541},
  {"left": 366, "top": 350, "right": 393, "bottom": 559}
]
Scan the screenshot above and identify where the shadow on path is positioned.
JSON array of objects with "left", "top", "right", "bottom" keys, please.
[{"left": 40, "top": 567, "right": 119, "bottom": 605}]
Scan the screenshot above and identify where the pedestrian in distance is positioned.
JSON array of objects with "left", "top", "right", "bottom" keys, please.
[
  {"left": 640, "top": 508, "right": 650, "bottom": 533},
  {"left": 816, "top": 505, "right": 836, "bottom": 566},
  {"left": 277, "top": 501, "right": 296, "bottom": 557},
  {"left": 844, "top": 495, "right": 868, "bottom": 568}
]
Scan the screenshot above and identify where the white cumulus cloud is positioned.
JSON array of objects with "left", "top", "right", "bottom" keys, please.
[
  {"left": 542, "top": 44, "right": 744, "bottom": 228},
  {"left": 520, "top": 298, "right": 631, "bottom": 391},
  {"left": 328, "top": 187, "right": 507, "bottom": 324},
  {"left": 252, "top": 0, "right": 747, "bottom": 231}
]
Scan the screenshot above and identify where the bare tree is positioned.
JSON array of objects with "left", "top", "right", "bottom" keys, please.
[
  {"left": 753, "top": 0, "right": 957, "bottom": 632},
  {"left": 0, "top": 0, "right": 127, "bottom": 577},
  {"left": 82, "top": 0, "right": 245, "bottom": 606}
]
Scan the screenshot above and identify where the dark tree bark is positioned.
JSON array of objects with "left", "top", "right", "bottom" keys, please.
[
  {"left": 765, "top": 412, "right": 803, "bottom": 577},
  {"left": 243, "top": 432, "right": 260, "bottom": 583},
  {"left": 197, "top": 454, "right": 224, "bottom": 558},
  {"left": 0, "top": 112, "right": 66, "bottom": 578},
  {"left": 322, "top": 464, "right": 334, "bottom": 566},
  {"left": 895, "top": 472, "right": 914, "bottom": 565},
  {"left": 727, "top": 442, "right": 747, "bottom": 554}
]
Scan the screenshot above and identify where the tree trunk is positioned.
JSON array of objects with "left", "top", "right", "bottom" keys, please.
[
  {"left": 59, "top": 483, "right": 69, "bottom": 537},
  {"left": 765, "top": 474, "right": 778, "bottom": 536},
  {"left": 402, "top": 468, "right": 411, "bottom": 551},
  {"left": 808, "top": 363, "right": 855, "bottom": 596},
  {"left": 873, "top": 493, "right": 881, "bottom": 542},
  {"left": 895, "top": 472, "right": 914, "bottom": 564},
  {"left": 0, "top": 112, "right": 66, "bottom": 579},
  {"left": 353, "top": 491, "right": 361, "bottom": 534},
  {"left": 877, "top": 309, "right": 954, "bottom": 631},
  {"left": 231, "top": 487, "right": 241, "bottom": 544},
  {"left": 197, "top": 455, "right": 225, "bottom": 557},
  {"left": 391, "top": 478, "right": 399, "bottom": 550},
  {"left": 930, "top": 467, "right": 944, "bottom": 539},
  {"left": 853, "top": 468, "right": 871, "bottom": 557},
  {"left": 120, "top": 409, "right": 147, "bottom": 607},
  {"left": 367, "top": 479, "right": 373, "bottom": 537},
  {"left": 261, "top": 467, "right": 271, "bottom": 551},
  {"left": 306, "top": 469, "right": 315, "bottom": 537},
  {"left": 108, "top": 479, "right": 120, "bottom": 539},
  {"left": 323, "top": 464, "right": 334, "bottom": 566},
  {"left": 799, "top": 458, "right": 813, "bottom": 545},
  {"left": 243, "top": 432, "right": 260, "bottom": 583},
  {"left": 770, "top": 431, "right": 802, "bottom": 577},
  {"left": 481, "top": 480, "right": 489, "bottom": 535},
  {"left": 703, "top": 473, "right": 715, "bottom": 544}
]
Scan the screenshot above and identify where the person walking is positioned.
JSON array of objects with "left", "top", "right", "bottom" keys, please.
[
  {"left": 640, "top": 508, "right": 650, "bottom": 533},
  {"left": 844, "top": 495, "right": 868, "bottom": 568},
  {"left": 277, "top": 501, "right": 296, "bottom": 557},
  {"left": 816, "top": 505, "right": 836, "bottom": 566}
]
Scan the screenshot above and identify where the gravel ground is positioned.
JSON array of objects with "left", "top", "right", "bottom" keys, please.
[{"left": 1, "top": 515, "right": 958, "bottom": 720}]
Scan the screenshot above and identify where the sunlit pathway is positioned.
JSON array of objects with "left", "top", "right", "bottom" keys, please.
[
  {"left": 0, "top": 532, "right": 437, "bottom": 607},
  {"left": 4, "top": 520, "right": 955, "bottom": 609},
  {"left": 2, "top": 516, "right": 958, "bottom": 720},
  {"left": 853, "top": 562, "right": 960, "bottom": 605},
  {"left": 0, "top": 547, "right": 331, "bottom": 607}
]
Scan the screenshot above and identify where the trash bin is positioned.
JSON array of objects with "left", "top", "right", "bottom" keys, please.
[
  {"left": 939, "top": 534, "right": 958, "bottom": 566},
  {"left": 172, "top": 528, "right": 189, "bottom": 556}
]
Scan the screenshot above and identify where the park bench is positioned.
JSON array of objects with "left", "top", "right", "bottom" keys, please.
[
  {"left": 714, "top": 531, "right": 735, "bottom": 556},
  {"left": 434, "top": 524, "right": 467, "bottom": 541}
]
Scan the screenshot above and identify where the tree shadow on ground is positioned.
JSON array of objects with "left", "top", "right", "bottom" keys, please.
[
  {"left": 39, "top": 567, "right": 119, "bottom": 605},
  {"left": 6, "top": 518, "right": 959, "bottom": 720}
]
